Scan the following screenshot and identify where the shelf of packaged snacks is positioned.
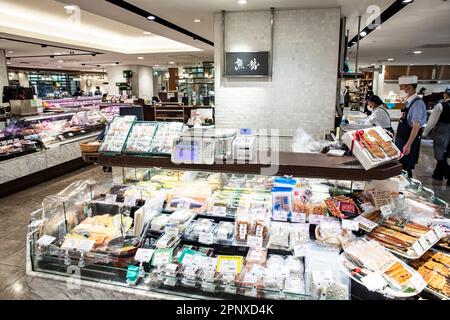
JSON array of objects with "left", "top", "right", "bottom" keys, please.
[{"left": 96, "top": 152, "right": 403, "bottom": 181}]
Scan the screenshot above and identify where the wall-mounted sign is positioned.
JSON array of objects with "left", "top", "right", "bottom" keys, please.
[
  {"left": 225, "top": 52, "right": 269, "bottom": 77},
  {"left": 115, "top": 82, "right": 131, "bottom": 90}
]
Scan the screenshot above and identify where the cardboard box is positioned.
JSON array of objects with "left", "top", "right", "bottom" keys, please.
[{"left": 342, "top": 126, "right": 401, "bottom": 170}]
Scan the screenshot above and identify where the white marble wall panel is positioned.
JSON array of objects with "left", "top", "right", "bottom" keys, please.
[
  {"left": 0, "top": 151, "right": 47, "bottom": 184},
  {"left": 214, "top": 9, "right": 341, "bottom": 139},
  {"left": 44, "top": 142, "right": 82, "bottom": 168}
]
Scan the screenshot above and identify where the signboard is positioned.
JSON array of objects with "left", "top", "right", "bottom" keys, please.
[{"left": 225, "top": 52, "right": 270, "bottom": 77}]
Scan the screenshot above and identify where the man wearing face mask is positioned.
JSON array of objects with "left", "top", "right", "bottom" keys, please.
[{"left": 396, "top": 76, "right": 427, "bottom": 178}]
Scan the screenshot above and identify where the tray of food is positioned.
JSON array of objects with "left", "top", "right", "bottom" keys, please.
[
  {"left": 340, "top": 240, "right": 427, "bottom": 298},
  {"left": 365, "top": 217, "right": 442, "bottom": 259},
  {"left": 409, "top": 250, "right": 450, "bottom": 299}
]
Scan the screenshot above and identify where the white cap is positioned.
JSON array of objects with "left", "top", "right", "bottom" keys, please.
[
  {"left": 445, "top": 85, "right": 450, "bottom": 93},
  {"left": 399, "top": 75, "right": 418, "bottom": 85}
]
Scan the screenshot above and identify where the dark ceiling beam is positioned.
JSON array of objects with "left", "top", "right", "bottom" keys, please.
[
  {"left": 0, "top": 37, "right": 102, "bottom": 54},
  {"left": 7, "top": 53, "right": 103, "bottom": 59},
  {"left": 105, "top": 0, "right": 214, "bottom": 47},
  {"left": 348, "top": 0, "right": 415, "bottom": 48}
]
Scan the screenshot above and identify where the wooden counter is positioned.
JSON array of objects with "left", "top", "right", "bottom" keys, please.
[{"left": 95, "top": 152, "right": 402, "bottom": 181}]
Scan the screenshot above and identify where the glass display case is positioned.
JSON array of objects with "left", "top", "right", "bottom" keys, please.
[{"left": 28, "top": 164, "right": 450, "bottom": 300}]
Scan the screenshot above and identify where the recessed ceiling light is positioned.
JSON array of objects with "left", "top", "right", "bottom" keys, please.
[
  {"left": 58, "top": 60, "right": 64, "bottom": 63},
  {"left": 57, "top": 66, "right": 62, "bottom": 68},
  {"left": 8, "top": 51, "right": 14, "bottom": 54},
  {"left": 413, "top": 50, "right": 422, "bottom": 54},
  {"left": 147, "top": 15, "right": 156, "bottom": 20},
  {"left": 154, "top": 64, "right": 160, "bottom": 67},
  {"left": 238, "top": 0, "right": 247, "bottom": 4},
  {"left": 6, "top": 61, "right": 11, "bottom": 65},
  {"left": 401, "top": 0, "right": 414, "bottom": 4},
  {"left": 194, "top": 19, "right": 201, "bottom": 23},
  {"left": 138, "top": 57, "right": 144, "bottom": 60},
  {"left": 360, "top": 31, "right": 367, "bottom": 37},
  {"left": 169, "top": 61, "right": 175, "bottom": 64},
  {"left": 387, "top": 58, "right": 395, "bottom": 61},
  {"left": 54, "top": 52, "right": 62, "bottom": 55},
  {"left": 143, "top": 31, "right": 152, "bottom": 35}
]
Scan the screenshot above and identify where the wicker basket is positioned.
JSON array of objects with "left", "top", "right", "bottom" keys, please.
[{"left": 80, "top": 142, "right": 100, "bottom": 153}]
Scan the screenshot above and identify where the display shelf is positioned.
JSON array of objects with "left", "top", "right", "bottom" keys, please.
[{"left": 94, "top": 152, "right": 403, "bottom": 181}]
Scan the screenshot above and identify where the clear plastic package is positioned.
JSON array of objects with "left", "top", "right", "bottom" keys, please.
[{"left": 214, "top": 221, "right": 235, "bottom": 244}]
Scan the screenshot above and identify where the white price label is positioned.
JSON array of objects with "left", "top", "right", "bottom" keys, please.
[
  {"left": 380, "top": 205, "right": 393, "bottom": 217},
  {"left": 37, "top": 235, "right": 56, "bottom": 246},
  {"left": 293, "top": 244, "right": 308, "bottom": 257},
  {"left": 153, "top": 250, "right": 172, "bottom": 266},
  {"left": 68, "top": 132, "right": 74, "bottom": 137},
  {"left": 291, "top": 212, "right": 307, "bottom": 223},
  {"left": 212, "top": 206, "right": 227, "bottom": 216},
  {"left": 352, "top": 181, "right": 366, "bottom": 190},
  {"left": 247, "top": 235, "right": 263, "bottom": 249},
  {"left": 61, "top": 238, "right": 79, "bottom": 250},
  {"left": 418, "top": 236, "right": 429, "bottom": 249},
  {"left": 425, "top": 230, "right": 438, "bottom": 244},
  {"left": 134, "top": 248, "right": 154, "bottom": 262},
  {"left": 342, "top": 219, "right": 360, "bottom": 231},
  {"left": 77, "top": 239, "right": 95, "bottom": 252},
  {"left": 354, "top": 215, "right": 378, "bottom": 232},
  {"left": 105, "top": 193, "right": 117, "bottom": 203},
  {"left": 272, "top": 210, "right": 288, "bottom": 222},
  {"left": 219, "top": 259, "right": 239, "bottom": 274},
  {"left": 199, "top": 232, "right": 214, "bottom": 245},
  {"left": 433, "top": 226, "right": 446, "bottom": 239},
  {"left": 412, "top": 241, "right": 425, "bottom": 256},
  {"left": 181, "top": 253, "right": 196, "bottom": 266},
  {"left": 308, "top": 215, "right": 325, "bottom": 225},
  {"left": 177, "top": 200, "right": 191, "bottom": 209},
  {"left": 225, "top": 284, "right": 236, "bottom": 294},
  {"left": 124, "top": 196, "right": 137, "bottom": 206},
  {"left": 312, "top": 270, "right": 334, "bottom": 284}
]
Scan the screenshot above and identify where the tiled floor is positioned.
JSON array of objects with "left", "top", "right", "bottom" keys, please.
[{"left": 0, "top": 144, "right": 448, "bottom": 299}]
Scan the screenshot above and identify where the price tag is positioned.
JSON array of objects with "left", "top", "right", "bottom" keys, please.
[
  {"left": 247, "top": 235, "right": 263, "bottom": 248},
  {"left": 68, "top": 132, "right": 74, "bottom": 137},
  {"left": 225, "top": 284, "right": 236, "bottom": 294},
  {"left": 354, "top": 215, "right": 378, "bottom": 232},
  {"left": 250, "top": 286, "right": 258, "bottom": 297},
  {"left": 13, "top": 138, "right": 20, "bottom": 142},
  {"left": 293, "top": 244, "right": 308, "bottom": 257},
  {"left": 134, "top": 248, "right": 154, "bottom": 263},
  {"left": 212, "top": 206, "right": 227, "bottom": 216},
  {"left": 412, "top": 241, "right": 425, "bottom": 256},
  {"left": 425, "top": 230, "right": 438, "bottom": 244},
  {"left": 0, "top": 133, "right": 4, "bottom": 138},
  {"left": 37, "top": 235, "right": 56, "bottom": 246},
  {"left": 199, "top": 232, "right": 213, "bottom": 245},
  {"left": 58, "top": 135, "right": 65, "bottom": 141},
  {"left": 272, "top": 210, "right": 289, "bottom": 222},
  {"left": 291, "top": 212, "right": 306, "bottom": 223},
  {"left": 352, "top": 181, "right": 366, "bottom": 191},
  {"left": 308, "top": 214, "right": 324, "bottom": 225},
  {"left": 152, "top": 248, "right": 173, "bottom": 266},
  {"left": 181, "top": 253, "right": 196, "bottom": 266},
  {"left": 418, "top": 236, "right": 429, "bottom": 249},
  {"left": 177, "top": 200, "right": 191, "bottom": 209},
  {"left": 312, "top": 270, "right": 334, "bottom": 284},
  {"left": 433, "top": 226, "right": 446, "bottom": 239},
  {"left": 380, "top": 205, "right": 393, "bottom": 217},
  {"left": 216, "top": 256, "right": 243, "bottom": 274},
  {"left": 105, "top": 193, "right": 117, "bottom": 203},
  {"left": 124, "top": 196, "right": 137, "bottom": 206},
  {"left": 61, "top": 238, "right": 79, "bottom": 250},
  {"left": 77, "top": 239, "right": 95, "bottom": 252},
  {"left": 342, "top": 219, "right": 359, "bottom": 231},
  {"left": 81, "top": 130, "right": 86, "bottom": 133},
  {"left": 201, "top": 281, "right": 216, "bottom": 292}
]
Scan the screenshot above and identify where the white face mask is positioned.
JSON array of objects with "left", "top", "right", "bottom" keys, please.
[
  {"left": 399, "top": 91, "right": 408, "bottom": 98},
  {"left": 367, "top": 106, "right": 373, "bottom": 112}
]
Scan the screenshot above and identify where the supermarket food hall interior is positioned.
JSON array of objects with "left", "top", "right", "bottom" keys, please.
[{"left": 0, "top": 0, "right": 450, "bottom": 301}]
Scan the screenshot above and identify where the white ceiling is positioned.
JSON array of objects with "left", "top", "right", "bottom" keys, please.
[
  {"left": 348, "top": 0, "right": 450, "bottom": 66},
  {"left": 2, "top": 0, "right": 450, "bottom": 71}
]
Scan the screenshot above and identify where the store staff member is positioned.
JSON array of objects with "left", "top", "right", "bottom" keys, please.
[
  {"left": 423, "top": 85, "right": 450, "bottom": 183},
  {"left": 395, "top": 76, "right": 427, "bottom": 178},
  {"left": 364, "top": 95, "right": 394, "bottom": 135}
]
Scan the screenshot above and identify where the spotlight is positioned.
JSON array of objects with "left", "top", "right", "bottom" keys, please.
[
  {"left": 50, "top": 55, "right": 55, "bottom": 58},
  {"left": 147, "top": 15, "right": 156, "bottom": 21},
  {"left": 91, "top": 53, "right": 97, "bottom": 57},
  {"left": 401, "top": 0, "right": 414, "bottom": 4},
  {"left": 41, "top": 44, "right": 47, "bottom": 48}
]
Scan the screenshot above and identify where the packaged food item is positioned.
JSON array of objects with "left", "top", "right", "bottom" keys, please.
[
  {"left": 155, "top": 233, "right": 180, "bottom": 248},
  {"left": 268, "top": 222, "right": 290, "bottom": 250},
  {"left": 150, "top": 214, "right": 170, "bottom": 231},
  {"left": 246, "top": 248, "right": 268, "bottom": 266},
  {"left": 214, "top": 221, "right": 235, "bottom": 244},
  {"left": 325, "top": 195, "right": 361, "bottom": 219},
  {"left": 342, "top": 126, "right": 401, "bottom": 170},
  {"left": 185, "top": 218, "right": 216, "bottom": 241},
  {"left": 315, "top": 220, "right": 352, "bottom": 249},
  {"left": 236, "top": 214, "right": 250, "bottom": 242},
  {"left": 124, "top": 122, "right": 157, "bottom": 153},
  {"left": 272, "top": 187, "right": 292, "bottom": 222}
]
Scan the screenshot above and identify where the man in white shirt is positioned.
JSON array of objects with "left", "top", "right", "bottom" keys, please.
[
  {"left": 423, "top": 86, "right": 450, "bottom": 183},
  {"left": 395, "top": 76, "right": 428, "bottom": 178}
]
